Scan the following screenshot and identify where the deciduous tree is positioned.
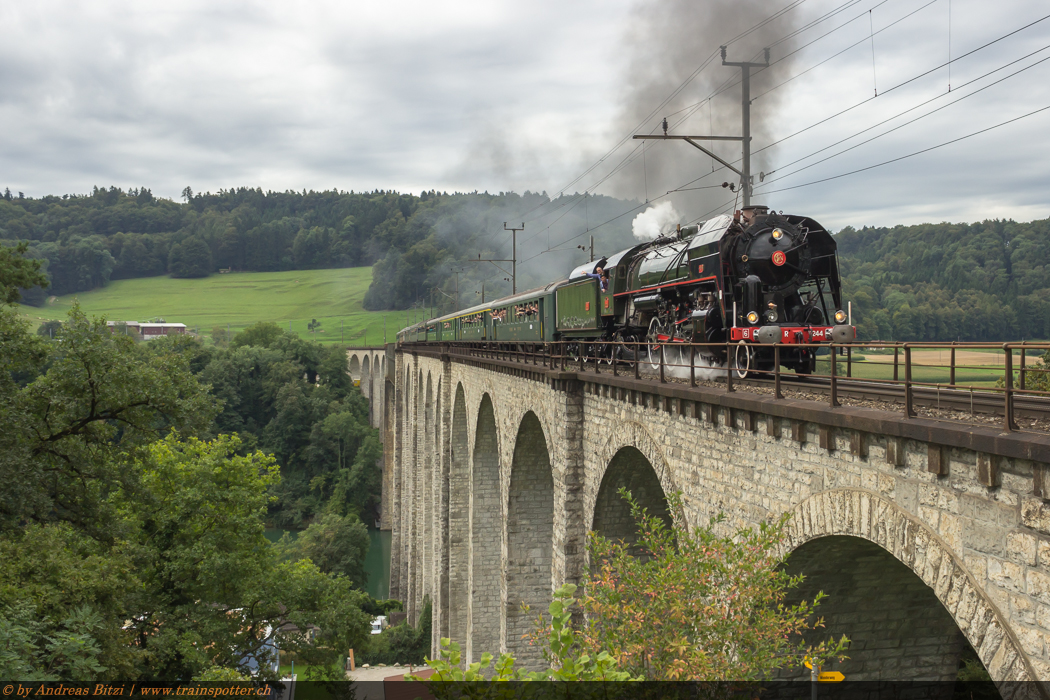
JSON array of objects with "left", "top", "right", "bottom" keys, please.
[{"left": 576, "top": 490, "right": 848, "bottom": 680}]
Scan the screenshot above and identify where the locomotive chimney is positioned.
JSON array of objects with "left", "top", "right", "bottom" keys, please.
[{"left": 739, "top": 205, "right": 769, "bottom": 227}]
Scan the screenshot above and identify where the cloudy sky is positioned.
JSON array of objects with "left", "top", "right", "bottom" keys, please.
[{"left": 2, "top": 0, "right": 1048, "bottom": 229}]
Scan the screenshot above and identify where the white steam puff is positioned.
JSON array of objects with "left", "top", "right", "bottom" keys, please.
[
  {"left": 631, "top": 202, "right": 682, "bottom": 241},
  {"left": 661, "top": 347, "right": 725, "bottom": 381}
]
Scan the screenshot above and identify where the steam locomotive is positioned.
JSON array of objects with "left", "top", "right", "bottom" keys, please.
[{"left": 397, "top": 204, "right": 855, "bottom": 377}]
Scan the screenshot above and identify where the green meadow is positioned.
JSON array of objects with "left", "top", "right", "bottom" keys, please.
[
  {"left": 17, "top": 268, "right": 424, "bottom": 346},
  {"left": 816, "top": 354, "right": 1006, "bottom": 389}
]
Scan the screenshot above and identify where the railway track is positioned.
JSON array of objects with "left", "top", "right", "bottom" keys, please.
[{"left": 743, "top": 374, "right": 1050, "bottom": 422}]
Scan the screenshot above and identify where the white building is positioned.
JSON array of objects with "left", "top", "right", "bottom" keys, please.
[{"left": 107, "top": 321, "right": 188, "bottom": 340}]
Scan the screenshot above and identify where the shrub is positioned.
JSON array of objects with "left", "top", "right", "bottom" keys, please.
[{"left": 358, "top": 596, "right": 431, "bottom": 666}]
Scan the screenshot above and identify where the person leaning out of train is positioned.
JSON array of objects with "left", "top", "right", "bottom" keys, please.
[
  {"left": 585, "top": 257, "right": 610, "bottom": 292},
  {"left": 592, "top": 269, "right": 609, "bottom": 292}
]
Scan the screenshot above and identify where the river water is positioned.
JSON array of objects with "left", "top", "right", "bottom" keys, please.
[
  {"left": 264, "top": 527, "right": 391, "bottom": 600},
  {"left": 364, "top": 528, "right": 391, "bottom": 599}
]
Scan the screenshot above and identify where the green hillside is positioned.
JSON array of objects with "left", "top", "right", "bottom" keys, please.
[{"left": 18, "top": 267, "right": 418, "bottom": 346}]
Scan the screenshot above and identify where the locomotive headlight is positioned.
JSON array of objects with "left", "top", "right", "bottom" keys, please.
[
  {"left": 746, "top": 311, "right": 759, "bottom": 324},
  {"left": 834, "top": 309, "right": 847, "bottom": 324},
  {"left": 772, "top": 228, "right": 784, "bottom": 240},
  {"left": 765, "top": 309, "right": 778, "bottom": 323}
]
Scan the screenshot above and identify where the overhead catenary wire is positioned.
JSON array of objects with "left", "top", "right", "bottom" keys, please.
[
  {"left": 657, "top": 0, "right": 1022, "bottom": 159},
  {"left": 757, "top": 103, "right": 1050, "bottom": 194},
  {"left": 664, "top": 0, "right": 884, "bottom": 127},
  {"left": 512, "top": 0, "right": 916, "bottom": 235},
  {"left": 670, "top": 11, "right": 1050, "bottom": 194},
  {"left": 620, "top": 32, "right": 1050, "bottom": 226},
  {"left": 749, "top": 0, "right": 937, "bottom": 102},
  {"left": 758, "top": 46, "right": 1050, "bottom": 185},
  {"left": 753, "top": 9, "right": 1050, "bottom": 157}
]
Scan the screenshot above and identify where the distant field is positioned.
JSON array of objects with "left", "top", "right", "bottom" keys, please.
[
  {"left": 816, "top": 347, "right": 1036, "bottom": 388},
  {"left": 17, "top": 268, "right": 421, "bottom": 346},
  {"left": 818, "top": 360, "right": 1003, "bottom": 388}
]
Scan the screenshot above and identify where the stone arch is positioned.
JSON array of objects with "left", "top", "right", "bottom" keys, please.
[
  {"left": 469, "top": 393, "right": 502, "bottom": 662},
  {"left": 398, "top": 367, "right": 412, "bottom": 600},
  {"left": 374, "top": 355, "right": 382, "bottom": 422},
  {"left": 349, "top": 354, "right": 361, "bottom": 383},
  {"left": 447, "top": 383, "right": 469, "bottom": 648},
  {"left": 424, "top": 372, "right": 435, "bottom": 604},
  {"left": 402, "top": 367, "right": 415, "bottom": 613},
  {"left": 588, "top": 421, "right": 676, "bottom": 541},
  {"left": 404, "top": 369, "right": 411, "bottom": 417},
  {"left": 361, "top": 355, "right": 371, "bottom": 397},
  {"left": 785, "top": 489, "right": 1035, "bottom": 682},
  {"left": 383, "top": 377, "right": 394, "bottom": 526},
  {"left": 505, "top": 411, "right": 554, "bottom": 668},
  {"left": 411, "top": 369, "right": 424, "bottom": 619},
  {"left": 592, "top": 446, "right": 671, "bottom": 555},
  {"left": 434, "top": 377, "right": 444, "bottom": 654}
]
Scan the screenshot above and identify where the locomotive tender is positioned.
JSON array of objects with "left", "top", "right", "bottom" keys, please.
[{"left": 397, "top": 205, "right": 855, "bottom": 377}]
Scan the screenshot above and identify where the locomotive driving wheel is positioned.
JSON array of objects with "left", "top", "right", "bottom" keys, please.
[
  {"left": 733, "top": 340, "right": 755, "bottom": 379},
  {"left": 612, "top": 329, "right": 634, "bottom": 363},
  {"left": 564, "top": 342, "right": 581, "bottom": 363},
  {"left": 647, "top": 317, "right": 669, "bottom": 370},
  {"left": 594, "top": 336, "right": 615, "bottom": 365}
]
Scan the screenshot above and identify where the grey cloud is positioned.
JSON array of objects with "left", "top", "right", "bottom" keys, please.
[{"left": 1, "top": 0, "right": 1049, "bottom": 230}]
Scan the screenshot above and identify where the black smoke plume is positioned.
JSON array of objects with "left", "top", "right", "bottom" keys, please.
[{"left": 609, "top": 0, "right": 804, "bottom": 221}]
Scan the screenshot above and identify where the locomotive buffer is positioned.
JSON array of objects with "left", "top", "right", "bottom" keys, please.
[{"left": 634, "top": 47, "right": 770, "bottom": 208}]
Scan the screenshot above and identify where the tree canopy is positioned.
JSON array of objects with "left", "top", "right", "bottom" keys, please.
[
  {"left": 0, "top": 307, "right": 379, "bottom": 680},
  {"left": 839, "top": 218, "right": 1050, "bottom": 341}
]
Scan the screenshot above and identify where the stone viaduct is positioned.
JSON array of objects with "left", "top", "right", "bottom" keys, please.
[{"left": 347, "top": 344, "right": 1050, "bottom": 687}]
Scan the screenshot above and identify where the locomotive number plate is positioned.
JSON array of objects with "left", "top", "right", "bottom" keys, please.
[{"left": 771, "top": 250, "right": 787, "bottom": 266}]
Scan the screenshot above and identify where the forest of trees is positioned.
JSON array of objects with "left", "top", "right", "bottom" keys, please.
[
  {"left": 0, "top": 245, "right": 386, "bottom": 679},
  {"left": 838, "top": 218, "right": 1050, "bottom": 341},
  {"left": 4, "top": 186, "right": 1050, "bottom": 341}
]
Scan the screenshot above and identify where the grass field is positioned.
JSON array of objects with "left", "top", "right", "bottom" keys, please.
[
  {"left": 815, "top": 347, "right": 1037, "bottom": 388},
  {"left": 817, "top": 358, "right": 1004, "bottom": 388},
  {"left": 17, "top": 268, "right": 425, "bottom": 346}
]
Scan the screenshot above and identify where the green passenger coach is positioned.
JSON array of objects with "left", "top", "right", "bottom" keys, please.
[
  {"left": 457, "top": 309, "right": 489, "bottom": 341},
  {"left": 555, "top": 280, "right": 600, "bottom": 335}
]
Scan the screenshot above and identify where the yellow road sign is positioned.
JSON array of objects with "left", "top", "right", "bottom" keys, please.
[
  {"left": 819, "top": 671, "right": 845, "bottom": 682},
  {"left": 803, "top": 658, "right": 812, "bottom": 670}
]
